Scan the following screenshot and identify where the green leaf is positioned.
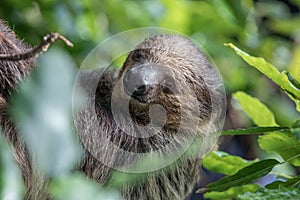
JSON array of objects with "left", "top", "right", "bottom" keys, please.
[
  {"left": 266, "top": 175, "right": 300, "bottom": 189},
  {"left": 203, "top": 151, "right": 257, "bottom": 175},
  {"left": 233, "top": 91, "right": 278, "bottom": 126},
  {"left": 11, "top": 48, "right": 81, "bottom": 177},
  {"left": 258, "top": 132, "right": 300, "bottom": 166},
  {"left": 198, "top": 159, "right": 280, "bottom": 193},
  {"left": 226, "top": 43, "right": 300, "bottom": 111},
  {"left": 50, "top": 173, "right": 121, "bottom": 200},
  {"left": 204, "top": 184, "right": 260, "bottom": 200},
  {"left": 232, "top": 77, "right": 300, "bottom": 167},
  {"left": 221, "top": 126, "right": 290, "bottom": 136},
  {"left": 238, "top": 188, "right": 300, "bottom": 200}
]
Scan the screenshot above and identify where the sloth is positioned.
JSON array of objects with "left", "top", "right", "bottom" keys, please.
[{"left": 0, "top": 20, "right": 224, "bottom": 200}]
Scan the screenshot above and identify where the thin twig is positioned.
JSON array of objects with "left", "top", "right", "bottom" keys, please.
[{"left": 0, "top": 32, "right": 73, "bottom": 61}]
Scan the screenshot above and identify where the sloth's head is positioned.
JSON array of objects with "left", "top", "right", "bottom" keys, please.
[{"left": 118, "top": 35, "right": 212, "bottom": 131}]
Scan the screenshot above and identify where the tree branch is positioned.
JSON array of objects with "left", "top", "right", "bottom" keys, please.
[{"left": 0, "top": 32, "right": 73, "bottom": 61}]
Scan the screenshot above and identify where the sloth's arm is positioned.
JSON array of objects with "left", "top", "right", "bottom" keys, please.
[{"left": 0, "top": 21, "right": 35, "bottom": 100}]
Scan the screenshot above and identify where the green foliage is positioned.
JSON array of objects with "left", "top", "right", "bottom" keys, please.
[
  {"left": 232, "top": 91, "right": 300, "bottom": 166},
  {"left": 265, "top": 175, "right": 300, "bottom": 189},
  {"left": 203, "top": 151, "right": 257, "bottom": 176},
  {"left": 258, "top": 132, "right": 300, "bottom": 166},
  {"left": 237, "top": 188, "right": 300, "bottom": 200},
  {"left": 200, "top": 159, "right": 280, "bottom": 193},
  {"left": 204, "top": 184, "right": 259, "bottom": 200},
  {"left": 202, "top": 44, "right": 300, "bottom": 199},
  {"left": 220, "top": 126, "right": 289, "bottom": 136},
  {"left": 226, "top": 43, "right": 300, "bottom": 112},
  {"left": 232, "top": 91, "right": 278, "bottom": 126}
]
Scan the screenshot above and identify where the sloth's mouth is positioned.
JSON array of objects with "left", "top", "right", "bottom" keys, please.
[
  {"left": 131, "top": 95, "right": 148, "bottom": 104},
  {"left": 130, "top": 93, "right": 154, "bottom": 104}
]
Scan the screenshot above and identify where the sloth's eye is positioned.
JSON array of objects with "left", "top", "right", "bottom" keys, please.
[
  {"left": 132, "top": 50, "right": 143, "bottom": 62},
  {"left": 161, "top": 79, "right": 176, "bottom": 94}
]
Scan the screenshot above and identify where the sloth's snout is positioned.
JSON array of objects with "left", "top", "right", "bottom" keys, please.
[{"left": 123, "top": 64, "right": 161, "bottom": 103}]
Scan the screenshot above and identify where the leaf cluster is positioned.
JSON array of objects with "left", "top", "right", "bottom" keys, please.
[{"left": 201, "top": 44, "right": 300, "bottom": 199}]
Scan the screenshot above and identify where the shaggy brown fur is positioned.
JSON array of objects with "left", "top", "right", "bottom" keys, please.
[
  {"left": 77, "top": 34, "right": 221, "bottom": 200},
  {"left": 0, "top": 20, "right": 222, "bottom": 200},
  {"left": 0, "top": 20, "right": 49, "bottom": 200}
]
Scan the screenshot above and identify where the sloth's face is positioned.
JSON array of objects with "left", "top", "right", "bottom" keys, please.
[
  {"left": 119, "top": 48, "right": 211, "bottom": 130},
  {"left": 120, "top": 48, "right": 177, "bottom": 104},
  {"left": 118, "top": 48, "right": 183, "bottom": 128}
]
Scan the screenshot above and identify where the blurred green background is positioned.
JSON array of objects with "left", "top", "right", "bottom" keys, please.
[{"left": 1, "top": 0, "right": 300, "bottom": 199}]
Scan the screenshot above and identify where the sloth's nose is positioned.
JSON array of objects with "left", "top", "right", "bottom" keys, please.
[{"left": 123, "top": 65, "right": 159, "bottom": 101}]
